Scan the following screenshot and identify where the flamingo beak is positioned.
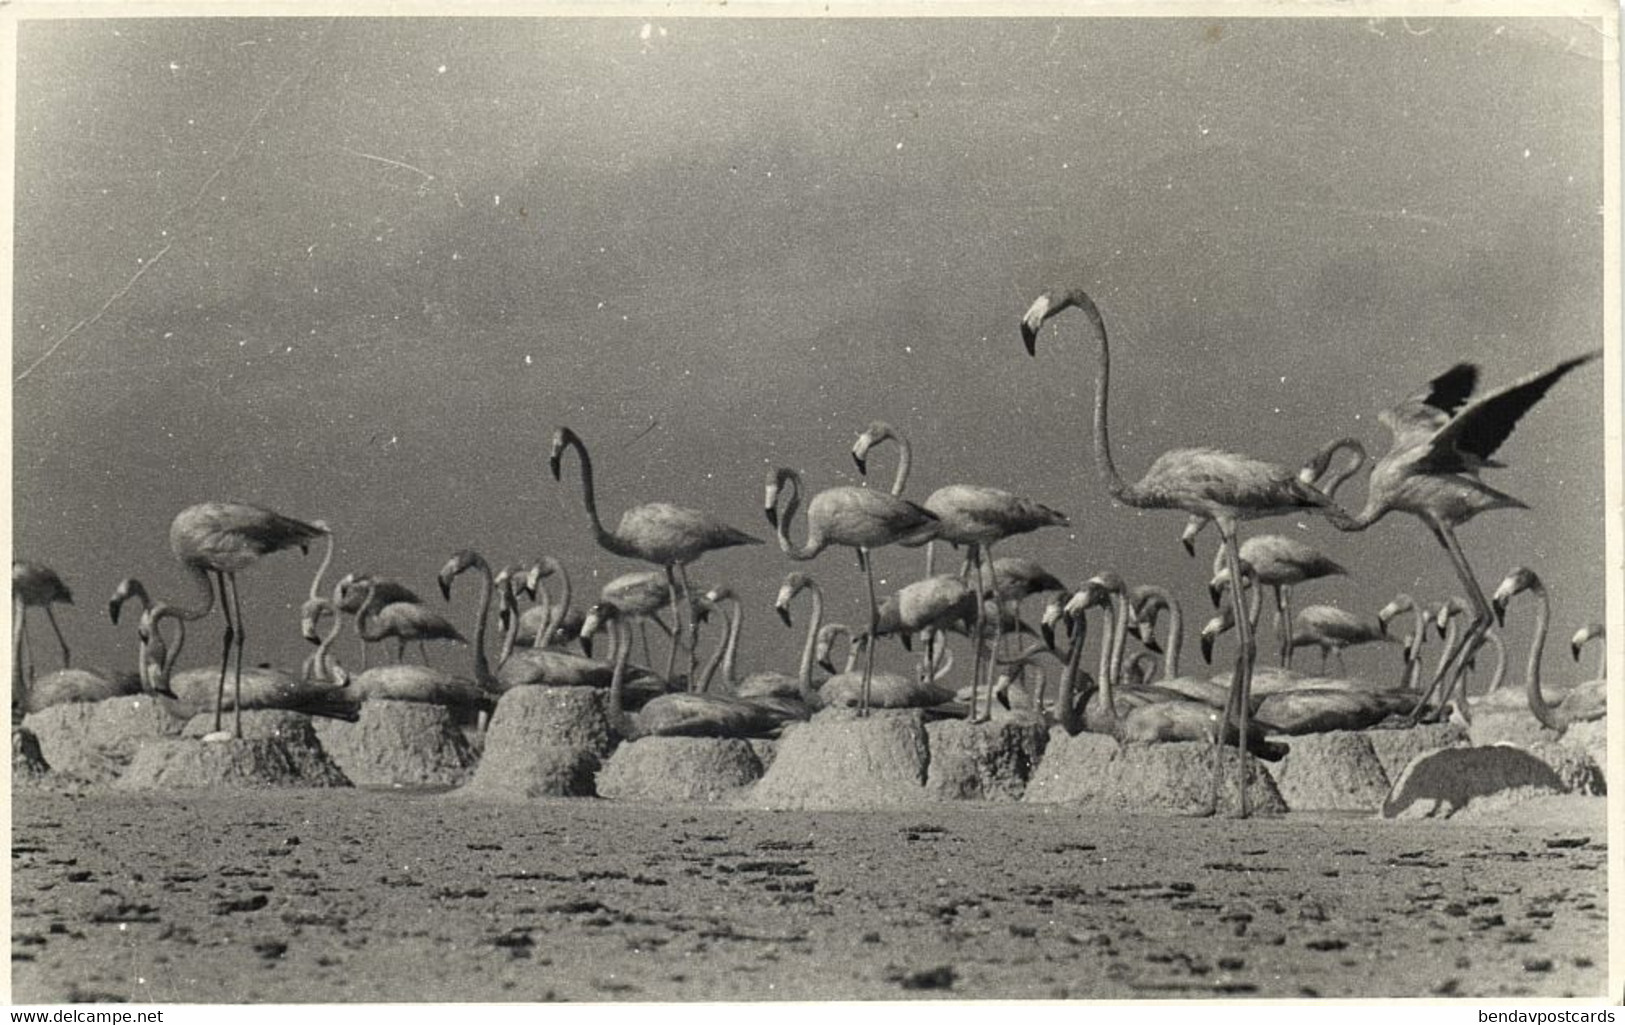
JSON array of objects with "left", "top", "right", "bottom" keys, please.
[
  {"left": 1208, "top": 582, "right": 1223, "bottom": 608},
  {"left": 1019, "top": 296, "right": 1050, "bottom": 355},
  {"left": 764, "top": 503, "right": 779, "bottom": 529},
  {"left": 900, "top": 632, "right": 914, "bottom": 653},
  {"left": 852, "top": 450, "right": 868, "bottom": 476},
  {"left": 776, "top": 603, "right": 793, "bottom": 628},
  {"left": 438, "top": 577, "right": 453, "bottom": 602},
  {"left": 1200, "top": 633, "right": 1215, "bottom": 665},
  {"left": 107, "top": 599, "right": 122, "bottom": 625},
  {"left": 817, "top": 655, "right": 837, "bottom": 674},
  {"left": 1571, "top": 641, "right": 1583, "bottom": 662},
  {"left": 1142, "top": 635, "right": 1164, "bottom": 656},
  {"left": 1491, "top": 599, "right": 1506, "bottom": 629},
  {"left": 1040, "top": 622, "right": 1056, "bottom": 651},
  {"left": 1182, "top": 534, "right": 1197, "bottom": 558},
  {"left": 548, "top": 447, "right": 563, "bottom": 480}
]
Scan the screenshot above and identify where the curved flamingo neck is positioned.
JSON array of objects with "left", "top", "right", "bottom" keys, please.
[
  {"left": 307, "top": 531, "right": 336, "bottom": 602},
  {"left": 496, "top": 576, "right": 526, "bottom": 668},
  {"left": 1405, "top": 601, "right": 1427, "bottom": 688},
  {"left": 1057, "top": 609, "right": 1089, "bottom": 735},
  {"left": 795, "top": 582, "right": 825, "bottom": 702},
  {"left": 558, "top": 431, "right": 631, "bottom": 558},
  {"left": 609, "top": 615, "right": 630, "bottom": 718},
  {"left": 715, "top": 596, "right": 743, "bottom": 689},
  {"left": 456, "top": 554, "right": 497, "bottom": 692},
  {"left": 541, "top": 561, "right": 572, "bottom": 647},
  {"left": 1067, "top": 294, "right": 1133, "bottom": 502},
  {"left": 1520, "top": 585, "right": 1558, "bottom": 729},
  {"left": 12, "top": 595, "right": 26, "bottom": 701},
  {"left": 1315, "top": 439, "right": 1369, "bottom": 501},
  {"left": 1137, "top": 586, "right": 1182, "bottom": 677},
  {"left": 1435, "top": 616, "right": 1461, "bottom": 684},
  {"left": 870, "top": 424, "right": 912, "bottom": 497},
  {"left": 1482, "top": 630, "right": 1507, "bottom": 693},
  {"left": 352, "top": 579, "right": 390, "bottom": 643},
  {"left": 771, "top": 469, "right": 821, "bottom": 561}
]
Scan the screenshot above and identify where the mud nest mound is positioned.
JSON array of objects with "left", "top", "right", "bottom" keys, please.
[
  {"left": 117, "top": 714, "right": 352, "bottom": 790},
  {"left": 21, "top": 696, "right": 185, "bottom": 783},
  {"left": 748, "top": 707, "right": 930, "bottom": 810},
  {"left": 1466, "top": 709, "right": 1559, "bottom": 750},
  {"left": 1023, "top": 729, "right": 1286, "bottom": 816},
  {"left": 1267, "top": 731, "right": 1391, "bottom": 812},
  {"left": 597, "top": 737, "right": 763, "bottom": 802},
  {"left": 924, "top": 716, "right": 1049, "bottom": 801},
  {"left": 313, "top": 700, "right": 479, "bottom": 787},
  {"left": 1364, "top": 722, "right": 1469, "bottom": 782},
  {"left": 13, "top": 726, "right": 50, "bottom": 779},
  {"left": 1381, "top": 744, "right": 1576, "bottom": 819},
  {"left": 460, "top": 687, "right": 618, "bottom": 799},
  {"left": 748, "top": 738, "right": 778, "bottom": 772},
  {"left": 1558, "top": 719, "right": 1607, "bottom": 781}
]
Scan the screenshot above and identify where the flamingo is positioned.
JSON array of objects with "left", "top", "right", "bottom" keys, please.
[
  {"left": 13, "top": 561, "right": 74, "bottom": 691},
  {"left": 330, "top": 574, "right": 425, "bottom": 668},
  {"left": 1321, "top": 353, "right": 1600, "bottom": 722},
  {"left": 852, "top": 420, "right": 1068, "bottom": 716},
  {"left": 551, "top": 426, "right": 762, "bottom": 684},
  {"left": 300, "top": 598, "right": 495, "bottom": 717},
  {"left": 1021, "top": 287, "right": 1341, "bottom": 815},
  {"left": 148, "top": 503, "right": 331, "bottom": 739},
  {"left": 344, "top": 576, "right": 467, "bottom": 664},
  {"left": 597, "top": 569, "right": 679, "bottom": 671},
  {"left": 1287, "top": 606, "right": 1399, "bottom": 675},
  {"left": 486, "top": 567, "right": 628, "bottom": 692},
  {"left": 764, "top": 465, "right": 939, "bottom": 715},
  {"left": 1208, "top": 535, "right": 1349, "bottom": 668},
  {"left": 1489, "top": 566, "right": 1605, "bottom": 734},
  {"left": 1571, "top": 622, "right": 1605, "bottom": 679},
  {"left": 699, "top": 585, "right": 802, "bottom": 701},
  {"left": 1178, "top": 437, "right": 1367, "bottom": 555}
]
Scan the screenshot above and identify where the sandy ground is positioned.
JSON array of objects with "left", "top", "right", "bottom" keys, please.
[{"left": 10, "top": 787, "right": 1608, "bottom": 1003}]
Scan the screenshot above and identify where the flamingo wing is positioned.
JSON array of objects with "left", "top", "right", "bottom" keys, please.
[{"left": 1420, "top": 351, "right": 1601, "bottom": 475}]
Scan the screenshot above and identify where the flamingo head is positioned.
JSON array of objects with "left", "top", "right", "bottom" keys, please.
[
  {"left": 1490, "top": 567, "right": 1542, "bottom": 628},
  {"left": 299, "top": 598, "right": 332, "bottom": 644},
  {"left": 1376, "top": 594, "right": 1415, "bottom": 636},
  {"left": 1433, "top": 596, "right": 1468, "bottom": 635},
  {"left": 1571, "top": 622, "right": 1605, "bottom": 662},
  {"left": 107, "top": 577, "right": 149, "bottom": 625},
  {"left": 1198, "top": 611, "right": 1233, "bottom": 665},
  {"left": 774, "top": 574, "right": 809, "bottom": 626},
  {"left": 438, "top": 550, "right": 484, "bottom": 601},
  {"left": 1020, "top": 288, "right": 1099, "bottom": 355},
  {"left": 580, "top": 601, "right": 619, "bottom": 644},
  {"left": 547, "top": 427, "right": 579, "bottom": 481},
  {"left": 1179, "top": 518, "right": 1205, "bottom": 557},
  {"left": 850, "top": 421, "right": 896, "bottom": 477}
]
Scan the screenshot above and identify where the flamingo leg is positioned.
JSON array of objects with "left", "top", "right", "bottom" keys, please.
[
  {"left": 639, "top": 622, "right": 654, "bottom": 671},
  {"left": 1409, "top": 524, "right": 1495, "bottom": 724},
  {"left": 13, "top": 598, "right": 29, "bottom": 719},
  {"left": 211, "top": 572, "right": 234, "bottom": 734},
  {"left": 662, "top": 566, "right": 682, "bottom": 686},
  {"left": 43, "top": 607, "right": 71, "bottom": 670},
  {"left": 420, "top": 641, "right": 433, "bottom": 666},
  {"left": 1277, "top": 586, "right": 1292, "bottom": 669},
  {"left": 1336, "top": 648, "right": 1348, "bottom": 676},
  {"left": 19, "top": 617, "right": 34, "bottom": 686},
  {"left": 676, "top": 563, "right": 701, "bottom": 687},
  {"left": 967, "top": 544, "right": 990, "bottom": 722},
  {"left": 859, "top": 547, "right": 879, "bottom": 717},
  {"left": 229, "top": 572, "right": 247, "bottom": 740},
  {"left": 983, "top": 542, "right": 1009, "bottom": 722},
  {"left": 1216, "top": 520, "right": 1255, "bottom": 819}
]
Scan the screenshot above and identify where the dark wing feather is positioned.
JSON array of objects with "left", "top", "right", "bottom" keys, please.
[
  {"left": 1378, "top": 364, "right": 1478, "bottom": 447},
  {"left": 1421, "top": 352, "right": 1599, "bottom": 473},
  {"left": 1419, "top": 364, "right": 1480, "bottom": 416}
]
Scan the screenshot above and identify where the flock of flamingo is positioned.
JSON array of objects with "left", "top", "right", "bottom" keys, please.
[{"left": 11, "top": 287, "right": 1606, "bottom": 816}]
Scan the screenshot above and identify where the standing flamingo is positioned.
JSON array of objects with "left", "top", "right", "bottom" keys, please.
[
  {"left": 852, "top": 421, "right": 1068, "bottom": 717},
  {"left": 551, "top": 426, "right": 762, "bottom": 684},
  {"left": 1490, "top": 567, "right": 1606, "bottom": 734},
  {"left": 1021, "top": 288, "right": 1340, "bottom": 815},
  {"left": 334, "top": 573, "right": 428, "bottom": 667},
  {"left": 1178, "top": 437, "right": 1367, "bottom": 555},
  {"left": 158, "top": 503, "right": 330, "bottom": 739},
  {"left": 346, "top": 577, "right": 467, "bottom": 664},
  {"left": 13, "top": 561, "right": 74, "bottom": 690},
  {"left": 764, "top": 465, "right": 939, "bottom": 714},
  {"left": 1208, "top": 535, "right": 1348, "bottom": 668},
  {"left": 1322, "top": 353, "right": 1600, "bottom": 722},
  {"left": 1287, "top": 605, "right": 1399, "bottom": 675}
]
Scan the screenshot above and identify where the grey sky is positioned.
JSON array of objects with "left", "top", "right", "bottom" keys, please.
[{"left": 11, "top": 15, "right": 1610, "bottom": 689}]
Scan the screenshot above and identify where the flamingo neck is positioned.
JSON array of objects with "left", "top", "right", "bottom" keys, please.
[
  {"left": 796, "top": 583, "right": 825, "bottom": 703},
  {"left": 1315, "top": 438, "right": 1369, "bottom": 501},
  {"left": 880, "top": 427, "right": 912, "bottom": 497},
  {"left": 175, "top": 563, "right": 219, "bottom": 623},
  {"left": 497, "top": 578, "right": 524, "bottom": 668},
  {"left": 353, "top": 580, "right": 389, "bottom": 643},
  {"left": 307, "top": 532, "right": 336, "bottom": 602},
  {"left": 772, "top": 469, "right": 821, "bottom": 561},
  {"left": 1140, "top": 586, "right": 1182, "bottom": 677},
  {"left": 559, "top": 432, "right": 628, "bottom": 557},
  {"left": 609, "top": 616, "right": 630, "bottom": 718},
  {"left": 12, "top": 595, "right": 26, "bottom": 701},
  {"left": 698, "top": 601, "right": 731, "bottom": 693},
  {"left": 1483, "top": 630, "right": 1507, "bottom": 693},
  {"left": 1405, "top": 604, "right": 1426, "bottom": 688},
  {"left": 1521, "top": 585, "right": 1559, "bottom": 730},
  {"left": 1057, "top": 609, "right": 1089, "bottom": 735},
  {"left": 1435, "top": 617, "right": 1461, "bottom": 683},
  {"left": 541, "top": 563, "right": 572, "bottom": 647},
  {"left": 717, "top": 596, "right": 742, "bottom": 688},
  {"left": 1075, "top": 296, "right": 1132, "bottom": 502},
  {"left": 464, "top": 555, "right": 497, "bottom": 693},
  {"left": 314, "top": 602, "right": 345, "bottom": 682}
]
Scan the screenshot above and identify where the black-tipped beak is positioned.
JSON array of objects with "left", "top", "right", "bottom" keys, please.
[
  {"left": 1041, "top": 622, "right": 1056, "bottom": 651},
  {"left": 1201, "top": 634, "right": 1215, "bottom": 665},
  {"left": 1182, "top": 535, "right": 1197, "bottom": 558},
  {"left": 1492, "top": 600, "right": 1506, "bottom": 629},
  {"left": 1209, "top": 583, "right": 1223, "bottom": 608},
  {"left": 900, "top": 632, "right": 913, "bottom": 653},
  {"left": 1143, "top": 636, "right": 1164, "bottom": 656},
  {"left": 1571, "top": 642, "right": 1583, "bottom": 663},
  {"left": 548, "top": 453, "right": 562, "bottom": 480},
  {"left": 852, "top": 451, "right": 868, "bottom": 476},
  {"left": 1401, "top": 640, "right": 1413, "bottom": 662},
  {"left": 108, "top": 601, "right": 121, "bottom": 625},
  {"left": 817, "top": 656, "right": 837, "bottom": 674},
  {"left": 581, "top": 637, "right": 594, "bottom": 659},
  {"left": 1377, "top": 617, "right": 1388, "bottom": 638},
  {"left": 776, "top": 605, "right": 793, "bottom": 628},
  {"left": 304, "top": 631, "right": 322, "bottom": 647},
  {"left": 765, "top": 506, "right": 779, "bottom": 529},
  {"left": 439, "top": 578, "right": 453, "bottom": 602},
  {"left": 1020, "top": 323, "right": 1038, "bottom": 356}
]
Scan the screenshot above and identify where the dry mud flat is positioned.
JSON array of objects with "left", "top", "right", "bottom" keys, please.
[{"left": 11, "top": 788, "right": 1607, "bottom": 1003}]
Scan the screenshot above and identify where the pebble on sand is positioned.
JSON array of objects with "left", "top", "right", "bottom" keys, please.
[
  {"left": 21, "top": 696, "right": 184, "bottom": 783},
  {"left": 1023, "top": 729, "right": 1287, "bottom": 816},
  {"left": 313, "top": 700, "right": 480, "bottom": 787},
  {"left": 597, "top": 736, "right": 763, "bottom": 802},
  {"left": 924, "top": 717, "right": 1049, "bottom": 801},
  {"left": 748, "top": 707, "right": 930, "bottom": 810},
  {"left": 1381, "top": 744, "right": 1572, "bottom": 819},
  {"left": 1266, "top": 731, "right": 1391, "bottom": 812}
]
